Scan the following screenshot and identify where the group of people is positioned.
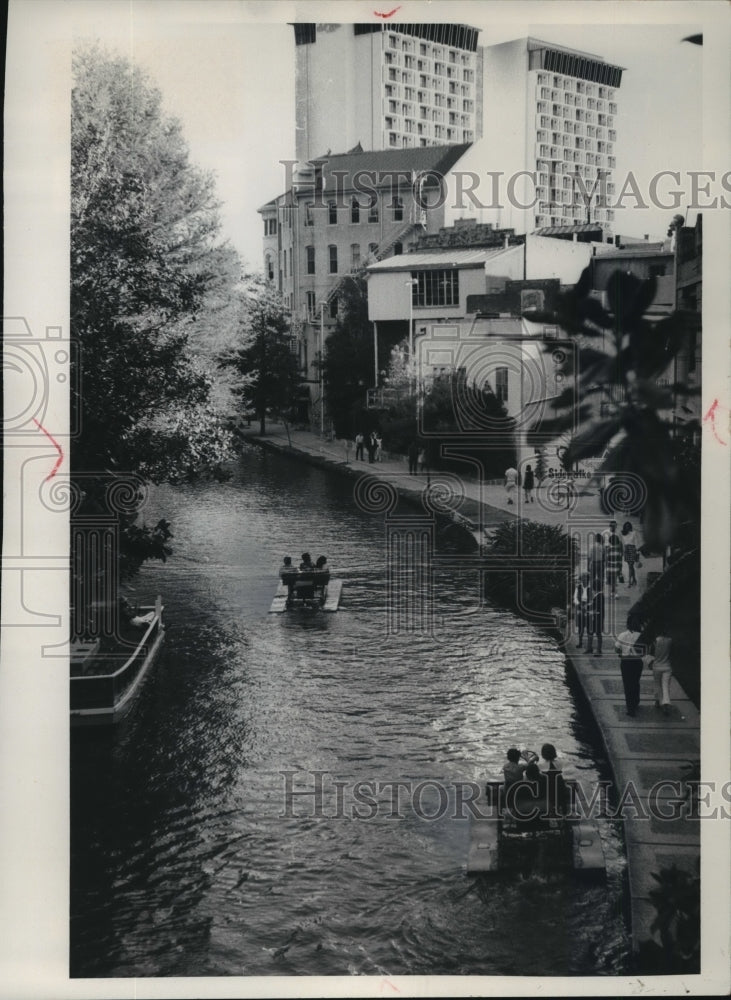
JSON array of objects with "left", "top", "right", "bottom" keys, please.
[
  {"left": 407, "top": 440, "right": 428, "bottom": 476},
  {"left": 354, "top": 432, "right": 382, "bottom": 464},
  {"left": 279, "top": 553, "right": 330, "bottom": 598},
  {"left": 501, "top": 743, "right": 570, "bottom": 819},
  {"left": 503, "top": 464, "right": 536, "bottom": 505},
  {"left": 615, "top": 615, "right": 674, "bottom": 717}
]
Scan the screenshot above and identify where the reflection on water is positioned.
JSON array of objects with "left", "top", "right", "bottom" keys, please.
[{"left": 71, "top": 446, "right": 629, "bottom": 977}]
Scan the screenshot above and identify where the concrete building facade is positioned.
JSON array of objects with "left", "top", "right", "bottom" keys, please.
[{"left": 293, "top": 23, "right": 483, "bottom": 161}]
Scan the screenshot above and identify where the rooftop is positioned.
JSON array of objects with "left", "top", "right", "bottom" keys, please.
[{"left": 367, "top": 246, "right": 520, "bottom": 272}]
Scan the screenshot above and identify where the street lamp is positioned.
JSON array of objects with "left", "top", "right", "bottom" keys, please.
[{"left": 319, "top": 300, "right": 327, "bottom": 436}]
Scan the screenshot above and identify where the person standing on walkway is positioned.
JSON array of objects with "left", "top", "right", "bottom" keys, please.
[
  {"left": 522, "top": 464, "right": 535, "bottom": 503},
  {"left": 621, "top": 520, "right": 638, "bottom": 587},
  {"left": 418, "top": 447, "right": 427, "bottom": 474},
  {"left": 649, "top": 627, "right": 673, "bottom": 715},
  {"left": 367, "top": 432, "right": 377, "bottom": 464},
  {"left": 407, "top": 439, "right": 419, "bottom": 475},
  {"left": 504, "top": 465, "right": 519, "bottom": 505},
  {"left": 603, "top": 519, "right": 623, "bottom": 597},
  {"left": 585, "top": 582, "right": 604, "bottom": 657},
  {"left": 573, "top": 572, "right": 593, "bottom": 649},
  {"left": 587, "top": 532, "right": 605, "bottom": 591},
  {"left": 375, "top": 433, "right": 383, "bottom": 462},
  {"left": 615, "top": 614, "right": 644, "bottom": 717},
  {"left": 355, "top": 432, "right": 364, "bottom": 461}
]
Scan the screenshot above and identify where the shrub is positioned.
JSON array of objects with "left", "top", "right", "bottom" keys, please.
[{"left": 482, "top": 520, "right": 577, "bottom": 616}]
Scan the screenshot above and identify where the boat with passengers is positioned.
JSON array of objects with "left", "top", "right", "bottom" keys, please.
[
  {"left": 467, "top": 754, "right": 605, "bottom": 879},
  {"left": 70, "top": 596, "right": 165, "bottom": 727},
  {"left": 270, "top": 558, "right": 342, "bottom": 613}
]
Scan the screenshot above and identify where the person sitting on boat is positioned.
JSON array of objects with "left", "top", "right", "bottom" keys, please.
[
  {"left": 119, "top": 596, "right": 155, "bottom": 628},
  {"left": 300, "top": 552, "right": 315, "bottom": 572},
  {"left": 502, "top": 747, "right": 538, "bottom": 792},
  {"left": 505, "top": 762, "right": 549, "bottom": 829},
  {"left": 279, "top": 556, "right": 298, "bottom": 596},
  {"left": 312, "top": 556, "right": 330, "bottom": 597},
  {"left": 539, "top": 743, "right": 570, "bottom": 816}
]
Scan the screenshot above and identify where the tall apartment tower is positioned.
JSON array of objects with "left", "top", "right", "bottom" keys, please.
[
  {"left": 478, "top": 37, "right": 624, "bottom": 233},
  {"left": 293, "top": 22, "right": 483, "bottom": 160}
]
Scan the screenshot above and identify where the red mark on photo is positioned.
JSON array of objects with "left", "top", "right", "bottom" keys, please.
[
  {"left": 374, "top": 7, "right": 401, "bottom": 19},
  {"left": 33, "top": 418, "right": 64, "bottom": 478},
  {"left": 380, "top": 979, "right": 400, "bottom": 994},
  {"left": 703, "top": 398, "right": 727, "bottom": 446}
]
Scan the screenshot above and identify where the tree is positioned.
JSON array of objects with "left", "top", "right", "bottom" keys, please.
[
  {"left": 71, "top": 45, "right": 240, "bottom": 581},
  {"left": 526, "top": 265, "right": 700, "bottom": 552},
  {"left": 321, "top": 276, "right": 376, "bottom": 438},
  {"left": 220, "top": 278, "right": 302, "bottom": 436},
  {"left": 482, "top": 521, "right": 577, "bottom": 615}
]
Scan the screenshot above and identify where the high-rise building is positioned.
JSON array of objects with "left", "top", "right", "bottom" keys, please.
[
  {"left": 476, "top": 37, "right": 624, "bottom": 233},
  {"left": 293, "top": 23, "right": 483, "bottom": 161}
]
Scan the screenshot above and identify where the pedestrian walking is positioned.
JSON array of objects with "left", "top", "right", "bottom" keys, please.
[
  {"left": 355, "top": 432, "right": 364, "bottom": 461},
  {"left": 504, "top": 465, "right": 519, "bottom": 505},
  {"left": 587, "top": 532, "right": 605, "bottom": 592},
  {"left": 621, "top": 520, "right": 638, "bottom": 587},
  {"left": 603, "top": 519, "right": 623, "bottom": 597},
  {"left": 407, "top": 439, "right": 419, "bottom": 475},
  {"left": 647, "top": 628, "right": 673, "bottom": 715},
  {"left": 585, "top": 585, "right": 604, "bottom": 657},
  {"left": 375, "top": 433, "right": 383, "bottom": 462},
  {"left": 614, "top": 614, "right": 644, "bottom": 716},
  {"left": 367, "top": 432, "right": 377, "bottom": 464},
  {"left": 523, "top": 463, "right": 535, "bottom": 503},
  {"left": 573, "top": 572, "right": 593, "bottom": 649}
]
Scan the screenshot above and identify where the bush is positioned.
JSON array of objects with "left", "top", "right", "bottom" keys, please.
[{"left": 482, "top": 520, "right": 577, "bottom": 616}]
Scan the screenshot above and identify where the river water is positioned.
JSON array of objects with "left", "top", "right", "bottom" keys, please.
[{"left": 70, "top": 445, "right": 629, "bottom": 978}]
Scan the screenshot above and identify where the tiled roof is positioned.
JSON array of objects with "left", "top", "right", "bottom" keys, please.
[
  {"left": 367, "top": 246, "right": 520, "bottom": 271},
  {"left": 315, "top": 143, "right": 472, "bottom": 194}
]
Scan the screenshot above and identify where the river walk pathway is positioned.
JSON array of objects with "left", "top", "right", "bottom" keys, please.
[{"left": 238, "top": 421, "right": 700, "bottom": 961}]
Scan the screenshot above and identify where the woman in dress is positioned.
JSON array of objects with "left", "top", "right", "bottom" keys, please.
[{"left": 523, "top": 463, "right": 535, "bottom": 503}]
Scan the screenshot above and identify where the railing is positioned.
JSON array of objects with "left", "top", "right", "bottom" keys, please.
[{"left": 70, "top": 601, "right": 163, "bottom": 711}]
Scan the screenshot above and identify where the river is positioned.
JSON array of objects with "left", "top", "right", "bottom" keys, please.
[{"left": 70, "top": 444, "right": 629, "bottom": 978}]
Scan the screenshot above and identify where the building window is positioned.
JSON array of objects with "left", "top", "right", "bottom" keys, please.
[
  {"left": 306, "top": 291, "right": 316, "bottom": 318},
  {"left": 351, "top": 198, "right": 360, "bottom": 224},
  {"left": 368, "top": 242, "right": 378, "bottom": 257},
  {"left": 393, "top": 197, "right": 404, "bottom": 221},
  {"left": 411, "top": 270, "right": 459, "bottom": 307},
  {"left": 495, "top": 367, "right": 509, "bottom": 403},
  {"left": 328, "top": 245, "right": 338, "bottom": 274},
  {"left": 329, "top": 297, "right": 339, "bottom": 319},
  {"left": 264, "top": 218, "right": 277, "bottom": 236},
  {"left": 328, "top": 201, "right": 337, "bottom": 224},
  {"left": 304, "top": 203, "right": 314, "bottom": 227},
  {"left": 350, "top": 244, "right": 361, "bottom": 272},
  {"left": 368, "top": 198, "right": 379, "bottom": 223},
  {"left": 265, "top": 253, "right": 274, "bottom": 281},
  {"left": 393, "top": 242, "right": 403, "bottom": 256},
  {"left": 306, "top": 245, "right": 315, "bottom": 275}
]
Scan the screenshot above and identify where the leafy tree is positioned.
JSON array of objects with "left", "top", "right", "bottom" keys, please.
[
  {"left": 321, "top": 276, "right": 378, "bottom": 438},
  {"left": 526, "top": 266, "right": 700, "bottom": 552},
  {"left": 71, "top": 45, "right": 240, "bottom": 583},
  {"left": 220, "top": 278, "right": 302, "bottom": 436}
]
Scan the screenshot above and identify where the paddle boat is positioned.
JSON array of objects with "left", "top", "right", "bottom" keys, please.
[
  {"left": 70, "top": 597, "right": 165, "bottom": 727},
  {"left": 270, "top": 569, "right": 342, "bottom": 613},
  {"left": 467, "top": 768, "right": 605, "bottom": 879}
]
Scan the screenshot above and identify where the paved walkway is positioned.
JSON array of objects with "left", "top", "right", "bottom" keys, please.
[{"left": 238, "top": 422, "right": 700, "bottom": 964}]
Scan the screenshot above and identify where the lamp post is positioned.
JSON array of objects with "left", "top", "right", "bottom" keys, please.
[{"left": 319, "top": 300, "right": 326, "bottom": 436}]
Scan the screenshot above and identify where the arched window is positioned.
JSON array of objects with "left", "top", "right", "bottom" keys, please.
[{"left": 265, "top": 253, "right": 274, "bottom": 281}]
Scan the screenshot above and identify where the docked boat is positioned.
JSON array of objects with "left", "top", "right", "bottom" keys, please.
[
  {"left": 270, "top": 570, "right": 342, "bottom": 613},
  {"left": 467, "top": 777, "right": 605, "bottom": 879},
  {"left": 70, "top": 597, "right": 165, "bottom": 727}
]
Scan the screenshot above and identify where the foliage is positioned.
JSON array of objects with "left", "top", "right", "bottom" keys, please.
[
  {"left": 525, "top": 265, "right": 700, "bottom": 552},
  {"left": 481, "top": 521, "right": 577, "bottom": 614},
  {"left": 321, "top": 277, "right": 374, "bottom": 438},
  {"left": 635, "top": 862, "right": 700, "bottom": 974},
  {"left": 220, "top": 277, "right": 302, "bottom": 435},
  {"left": 379, "top": 367, "right": 517, "bottom": 476},
  {"left": 630, "top": 548, "right": 700, "bottom": 707},
  {"left": 71, "top": 44, "right": 240, "bottom": 582}
]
